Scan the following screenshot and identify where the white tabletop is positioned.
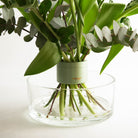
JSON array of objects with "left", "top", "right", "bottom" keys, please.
[{"left": 0, "top": 83, "right": 138, "bottom": 138}]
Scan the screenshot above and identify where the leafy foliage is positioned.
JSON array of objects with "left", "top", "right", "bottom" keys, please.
[
  {"left": 85, "top": 21, "right": 138, "bottom": 52},
  {"left": 0, "top": 0, "right": 138, "bottom": 75},
  {"left": 15, "top": 17, "right": 26, "bottom": 36},
  {"left": 96, "top": 3, "right": 125, "bottom": 28},
  {"left": 100, "top": 44, "right": 124, "bottom": 74},
  {"left": 39, "top": 0, "right": 52, "bottom": 19},
  {"left": 25, "top": 41, "right": 61, "bottom": 75},
  {"left": 0, "top": 0, "right": 37, "bottom": 8},
  {"left": 57, "top": 25, "right": 74, "bottom": 44}
]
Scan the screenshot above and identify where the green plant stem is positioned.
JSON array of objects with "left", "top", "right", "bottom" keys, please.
[
  {"left": 44, "top": 83, "right": 61, "bottom": 108},
  {"left": 69, "top": 0, "right": 81, "bottom": 61},
  {"left": 78, "top": 19, "right": 83, "bottom": 46},
  {"left": 81, "top": 83, "right": 106, "bottom": 111},
  {"left": 59, "top": 84, "right": 66, "bottom": 120},
  {"left": 64, "top": 84, "right": 67, "bottom": 106},
  {"left": 46, "top": 84, "right": 61, "bottom": 118},
  {"left": 73, "top": 84, "right": 95, "bottom": 114},
  {"left": 65, "top": 44, "right": 75, "bottom": 61},
  {"left": 76, "top": 85, "right": 83, "bottom": 106},
  {"left": 81, "top": 49, "right": 90, "bottom": 61},
  {"left": 69, "top": 88, "right": 76, "bottom": 111},
  {"left": 61, "top": 51, "right": 70, "bottom": 62},
  {"left": 78, "top": 84, "right": 91, "bottom": 102},
  {"left": 72, "top": 93, "right": 81, "bottom": 115},
  {"left": 69, "top": 85, "right": 81, "bottom": 115}
]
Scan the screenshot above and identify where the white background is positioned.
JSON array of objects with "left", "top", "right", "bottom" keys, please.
[{"left": 0, "top": 0, "right": 138, "bottom": 138}]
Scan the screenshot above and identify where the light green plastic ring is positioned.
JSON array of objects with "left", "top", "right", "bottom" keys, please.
[{"left": 57, "top": 61, "right": 87, "bottom": 84}]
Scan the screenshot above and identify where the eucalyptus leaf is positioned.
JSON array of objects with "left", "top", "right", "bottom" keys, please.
[
  {"left": 6, "top": 19, "right": 15, "bottom": 34},
  {"left": 61, "top": 35, "right": 77, "bottom": 51},
  {"left": 0, "top": 17, "right": 6, "bottom": 35},
  {"left": 113, "top": 20, "right": 120, "bottom": 36},
  {"left": 100, "top": 44, "right": 124, "bottom": 74},
  {"left": 91, "top": 45, "right": 110, "bottom": 53},
  {"left": 84, "top": 33, "right": 99, "bottom": 49},
  {"left": 84, "top": 32, "right": 110, "bottom": 53},
  {"left": 133, "top": 38, "right": 138, "bottom": 52},
  {"left": 35, "top": 32, "right": 47, "bottom": 50},
  {"left": 30, "top": 24, "right": 38, "bottom": 37},
  {"left": 50, "top": 17, "right": 65, "bottom": 29},
  {"left": 2, "top": 6, "right": 14, "bottom": 21},
  {"left": 15, "top": 17, "right": 26, "bottom": 36},
  {"left": 1, "top": 0, "right": 37, "bottom": 8},
  {"left": 24, "top": 35, "right": 33, "bottom": 42},
  {"left": 57, "top": 25, "right": 74, "bottom": 44},
  {"left": 39, "top": 0, "right": 52, "bottom": 18},
  {"left": 94, "top": 25, "right": 103, "bottom": 41},
  {"left": 25, "top": 41, "right": 61, "bottom": 75},
  {"left": 54, "top": 5, "right": 69, "bottom": 17},
  {"left": 47, "top": 0, "right": 63, "bottom": 22},
  {"left": 102, "top": 26, "right": 112, "bottom": 42},
  {"left": 129, "top": 29, "right": 137, "bottom": 41}
]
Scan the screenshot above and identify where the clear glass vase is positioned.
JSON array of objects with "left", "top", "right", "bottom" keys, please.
[{"left": 27, "top": 68, "right": 115, "bottom": 127}]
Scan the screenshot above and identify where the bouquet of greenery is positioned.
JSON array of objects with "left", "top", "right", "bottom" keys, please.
[{"left": 0, "top": 0, "right": 138, "bottom": 120}]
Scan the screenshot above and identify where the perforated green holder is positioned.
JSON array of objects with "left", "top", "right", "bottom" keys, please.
[{"left": 57, "top": 61, "right": 87, "bottom": 84}]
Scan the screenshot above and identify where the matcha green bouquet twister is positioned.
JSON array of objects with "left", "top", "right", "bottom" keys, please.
[{"left": 0, "top": 0, "right": 138, "bottom": 120}]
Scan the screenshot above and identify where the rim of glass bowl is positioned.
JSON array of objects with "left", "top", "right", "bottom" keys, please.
[{"left": 26, "top": 71, "right": 115, "bottom": 91}]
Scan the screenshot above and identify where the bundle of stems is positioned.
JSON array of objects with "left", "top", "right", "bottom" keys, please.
[{"left": 45, "top": 83, "right": 106, "bottom": 119}]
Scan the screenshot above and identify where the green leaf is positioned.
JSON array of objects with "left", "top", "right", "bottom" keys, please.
[
  {"left": 0, "top": 17, "right": 6, "bottom": 35},
  {"left": 84, "top": 33, "right": 110, "bottom": 52},
  {"left": 79, "top": 0, "right": 96, "bottom": 15},
  {"left": 29, "top": 10, "right": 57, "bottom": 42},
  {"left": 30, "top": 24, "right": 37, "bottom": 37},
  {"left": 24, "top": 41, "right": 61, "bottom": 75},
  {"left": 35, "top": 32, "right": 47, "bottom": 50},
  {"left": 118, "top": 3, "right": 138, "bottom": 18},
  {"left": 15, "top": 17, "right": 26, "bottom": 36},
  {"left": 6, "top": 19, "right": 15, "bottom": 34},
  {"left": 96, "top": 3, "right": 125, "bottom": 28},
  {"left": 24, "top": 35, "right": 33, "bottom": 42},
  {"left": 91, "top": 46, "right": 110, "bottom": 53},
  {"left": 16, "top": 0, "right": 26, "bottom": 7},
  {"left": 1, "top": 0, "right": 37, "bottom": 8},
  {"left": 39, "top": 0, "right": 52, "bottom": 18},
  {"left": 83, "top": 2, "right": 99, "bottom": 34},
  {"left": 97, "top": 0, "right": 105, "bottom": 7},
  {"left": 54, "top": 5, "right": 69, "bottom": 17},
  {"left": 57, "top": 25, "right": 74, "bottom": 44},
  {"left": 100, "top": 44, "right": 124, "bottom": 74}
]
